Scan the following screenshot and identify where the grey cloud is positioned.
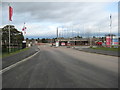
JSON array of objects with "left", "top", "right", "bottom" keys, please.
[
  {"left": 2, "top": 2, "right": 118, "bottom": 38},
  {"left": 2, "top": 2, "right": 107, "bottom": 24}
]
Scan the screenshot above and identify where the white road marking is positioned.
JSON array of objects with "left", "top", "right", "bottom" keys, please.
[{"left": 0, "top": 51, "right": 40, "bottom": 74}]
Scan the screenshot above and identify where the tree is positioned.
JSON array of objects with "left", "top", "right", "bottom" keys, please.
[
  {"left": 41, "top": 38, "right": 47, "bottom": 43},
  {"left": 37, "top": 38, "right": 42, "bottom": 43},
  {"left": 105, "top": 34, "right": 116, "bottom": 36},
  {"left": 2, "top": 25, "right": 24, "bottom": 51}
]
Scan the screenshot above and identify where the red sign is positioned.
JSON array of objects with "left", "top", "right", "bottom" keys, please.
[
  {"left": 106, "top": 36, "right": 112, "bottom": 47},
  {"left": 61, "top": 42, "right": 65, "bottom": 46}
]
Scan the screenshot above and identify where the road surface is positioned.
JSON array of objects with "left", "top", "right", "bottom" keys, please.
[{"left": 3, "top": 45, "right": 118, "bottom": 88}]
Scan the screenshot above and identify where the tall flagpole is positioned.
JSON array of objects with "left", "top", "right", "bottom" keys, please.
[
  {"left": 9, "top": 21, "right": 11, "bottom": 53},
  {"left": 24, "top": 22, "right": 26, "bottom": 40},
  {"left": 8, "top": 4, "right": 11, "bottom": 53},
  {"left": 22, "top": 22, "right": 26, "bottom": 40},
  {"left": 110, "top": 14, "right": 112, "bottom": 48},
  {"left": 57, "top": 27, "right": 58, "bottom": 39},
  {"left": 8, "top": 4, "right": 13, "bottom": 52}
]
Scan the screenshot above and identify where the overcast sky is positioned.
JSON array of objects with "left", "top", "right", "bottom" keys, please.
[{"left": 1, "top": 1, "right": 118, "bottom": 38}]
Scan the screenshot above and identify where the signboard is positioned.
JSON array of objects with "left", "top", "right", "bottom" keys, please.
[
  {"left": 56, "top": 41, "right": 59, "bottom": 47},
  {"left": 112, "top": 36, "right": 118, "bottom": 45},
  {"left": 106, "top": 36, "right": 112, "bottom": 47},
  {"left": 61, "top": 42, "right": 65, "bottom": 46},
  {"left": 67, "top": 41, "right": 71, "bottom": 46},
  {"left": 22, "top": 41, "right": 26, "bottom": 48},
  {"left": 22, "top": 41, "right": 26, "bottom": 43}
]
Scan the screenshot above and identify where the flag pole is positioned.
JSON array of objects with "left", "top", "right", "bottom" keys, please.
[
  {"left": 23, "top": 22, "right": 26, "bottom": 41},
  {"left": 24, "top": 22, "right": 25, "bottom": 40},
  {"left": 110, "top": 14, "right": 112, "bottom": 48},
  {"left": 8, "top": 4, "right": 11, "bottom": 53},
  {"left": 9, "top": 20, "right": 11, "bottom": 53}
]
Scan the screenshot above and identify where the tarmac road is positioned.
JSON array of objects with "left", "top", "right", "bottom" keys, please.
[{"left": 2, "top": 45, "right": 118, "bottom": 88}]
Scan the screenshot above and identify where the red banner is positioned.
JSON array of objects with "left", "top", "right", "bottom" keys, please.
[
  {"left": 9, "top": 6, "right": 13, "bottom": 21},
  {"left": 106, "top": 36, "right": 112, "bottom": 47}
]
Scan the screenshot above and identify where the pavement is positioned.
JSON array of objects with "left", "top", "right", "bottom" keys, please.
[
  {"left": 2, "top": 45, "right": 118, "bottom": 88},
  {"left": 2, "top": 45, "right": 39, "bottom": 69},
  {"left": 73, "top": 46, "right": 120, "bottom": 57}
]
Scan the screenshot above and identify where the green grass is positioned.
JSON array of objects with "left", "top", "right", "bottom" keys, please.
[
  {"left": 1, "top": 48, "right": 29, "bottom": 58},
  {"left": 91, "top": 47, "right": 119, "bottom": 51}
]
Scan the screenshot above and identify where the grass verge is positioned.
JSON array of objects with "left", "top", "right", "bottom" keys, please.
[
  {"left": 1, "top": 48, "right": 29, "bottom": 58},
  {"left": 91, "top": 47, "right": 119, "bottom": 51}
]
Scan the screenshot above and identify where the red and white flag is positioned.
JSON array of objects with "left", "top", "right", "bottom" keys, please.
[
  {"left": 22, "top": 22, "right": 27, "bottom": 34},
  {"left": 22, "top": 26, "right": 27, "bottom": 31},
  {"left": 9, "top": 6, "right": 13, "bottom": 21}
]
